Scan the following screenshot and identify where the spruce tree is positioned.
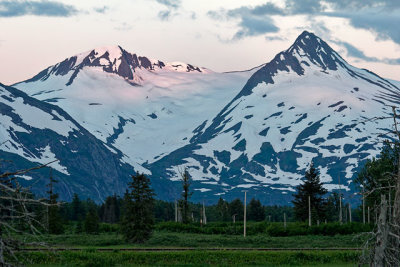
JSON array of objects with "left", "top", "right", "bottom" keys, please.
[
  {"left": 46, "top": 169, "right": 63, "bottom": 234},
  {"left": 179, "top": 169, "right": 192, "bottom": 224},
  {"left": 121, "top": 173, "right": 155, "bottom": 243},
  {"left": 292, "top": 162, "right": 327, "bottom": 223},
  {"left": 229, "top": 198, "right": 244, "bottom": 221},
  {"left": 71, "top": 193, "right": 85, "bottom": 221},
  {"left": 248, "top": 198, "right": 265, "bottom": 221},
  {"left": 84, "top": 200, "right": 99, "bottom": 234},
  {"left": 216, "top": 198, "right": 230, "bottom": 221},
  {"left": 100, "top": 194, "right": 120, "bottom": 223}
]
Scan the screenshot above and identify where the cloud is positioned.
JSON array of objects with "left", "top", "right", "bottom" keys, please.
[
  {"left": 0, "top": 0, "right": 78, "bottom": 17},
  {"left": 208, "top": 0, "right": 400, "bottom": 44},
  {"left": 265, "top": 35, "right": 287, "bottom": 41},
  {"left": 94, "top": 6, "right": 108, "bottom": 14},
  {"left": 158, "top": 10, "right": 173, "bottom": 21},
  {"left": 208, "top": 5, "right": 280, "bottom": 40},
  {"left": 233, "top": 16, "right": 279, "bottom": 40},
  {"left": 155, "top": 0, "right": 180, "bottom": 9},
  {"left": 338, "top": 41, "right": 379, "bottom": 62},
  {"left": 336, "top": 41, "right": 400, "bottom": 65},
  {"left": 154, "top": 0, "right": 180, "bottom": 21}
]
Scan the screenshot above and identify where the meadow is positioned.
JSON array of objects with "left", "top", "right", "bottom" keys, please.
[{"left": 19, "top": 221, "right": 371, "bottom": 266}]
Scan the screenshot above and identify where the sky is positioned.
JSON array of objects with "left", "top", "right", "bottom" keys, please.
[{"left": 0, "top": 0, "right": 399, "bottom": 85}]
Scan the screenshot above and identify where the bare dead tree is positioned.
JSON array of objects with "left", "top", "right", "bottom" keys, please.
[
  {"left": 360, "top": 106, "right": 400, "bottom": 266},
  {"left": 0, "top": 159, "right": 58, "bottom": 266}
]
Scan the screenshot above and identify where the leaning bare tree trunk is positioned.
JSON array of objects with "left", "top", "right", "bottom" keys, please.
[{"left": 373, "top": 195, "right": 389, "bottom": 266}]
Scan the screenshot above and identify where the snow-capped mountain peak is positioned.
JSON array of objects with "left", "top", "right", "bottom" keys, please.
[
  {"left": 21, "top": 45, "right": 208, "bottom": 87},
  {"left": 7, "top": 31, "right": 400, "bottom": 204},
  {"left": 287, "top": 30, "right": 345, "bottom": 72}
]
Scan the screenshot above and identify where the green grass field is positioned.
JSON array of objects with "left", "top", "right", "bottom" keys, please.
[
  {"left": 33, "top": 231, "right": 366, "bottom": 249},
  {"left": 24, "top": 250, "right": 362, "bottom": 266},
  {"left": 17, "top": 230, "right": 368, "bottom": 266}
]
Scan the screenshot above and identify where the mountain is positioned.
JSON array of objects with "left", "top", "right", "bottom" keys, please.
[
  {"left": 146, "top": 31, "right": 399, "bottom": 204},
  {"left": 0, "top": 83, "right": 148, "bottom": 202},
  {"left": 10, "top": 31, "right": 400, "bottom": 204},
  {"left": 14, "top": 46, "right": 259, "bottom": 171}
]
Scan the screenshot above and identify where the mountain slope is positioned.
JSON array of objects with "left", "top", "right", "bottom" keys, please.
[
  {"left": 146, "top": 31, "right": 399, "bottom": 204},
  {"left": 9, "top": 32, "right": 400, "bottom": 204},
  {"left": 14, "top": 47, "right": 259, "bottom": 170},
  {"left": 0, "top": 83, "right": 141, "bottom": 201}
]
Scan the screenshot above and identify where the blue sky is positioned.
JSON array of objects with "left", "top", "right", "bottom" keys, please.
[{"left": 0, "top": 0, "right": 399, "bottom": 84}]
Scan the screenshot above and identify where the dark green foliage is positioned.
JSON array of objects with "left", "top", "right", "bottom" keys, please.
[
  {"left": 46, "top": 169, "right": 64, "bottom": 234},
  {"left": 265, "top": 205, "right": 294, "bottom": 222},
  {"left": 21, "top": 250, "right": 361, "bottom": 267},
  {"left": 179, "top": 169, "right": 192, "bottom": 224},
  {"left": 248, "top": 198, "right": 265, "bottom": 221},
  {"left": 356, "top": 141, "right": 398, "bottom": 212},
  {"left": 154, "top": 200, "right": 175, "bottom": 222},
  {"left": 99, "top": 194, "right": 121, "bottom": 223},
  {"left": 84, "top": 200, "right": 100, "bottom": 234},
  {"left": 216, "top": 197, "right": 230, "bottom": 221},
  {"left": 266, "top": 222, "right": 372, "bottom": 237},
  {"left": 75, "top": 220, "right": 83, "bottom": 233},
  {"left": 292, "top": 162, "right": 328, "bottom": 223},
  {"left": 324, "top": 192, "right": 341, "bottom": 222},
  {"left": 155, "top": 221, "right": 372, "bottom": 236},
  {"left": 71, "top": 193, "right": 85, "bottom": 221},
  {"left": 121, "top": 173, "right": 155, "bottom": 243},
  {"left": 229, "top": 198, "right": 244, "bottom": 221}
]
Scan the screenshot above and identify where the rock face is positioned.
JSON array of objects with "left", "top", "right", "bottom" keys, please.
[
  {"left": 0, "top": 83, "right": 140, "bottom": 202},
  {"left": 146, "top": 31, "right": 399, "bottom": 204},
  {"left": 24, "top": 45, "right": 204, "bottom": 86},
  {"left": 7, "top": 31, "right": 400, "bottom": 204}
]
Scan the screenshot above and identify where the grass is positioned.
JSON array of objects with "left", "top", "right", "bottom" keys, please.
[
  {"left": 18, "top": 226, "right": 369, "bottom": 266},
  {"left": 30, "top": 231, "right": 366, "bottom": 249},
  {"left": 23, "top": 250, "right": 362, "bottom": 266}
]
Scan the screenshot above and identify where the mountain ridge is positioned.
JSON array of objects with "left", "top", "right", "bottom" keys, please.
[{"left": 5, "top": 31, "right": 400, "bottom": 204}]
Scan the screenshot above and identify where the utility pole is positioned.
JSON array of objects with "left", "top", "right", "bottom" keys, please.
[
  {"left": 349, "top": 203, "right": 352, "bottom": 223},
  {"left": 363, "top": 187, "right": 366, "bottom": 224},
  {"left": 368, "top": 206, "right": 370, "bottom": 224},
  {"left": 284, "top": 213, "right": 287, "bottom": 229},
  {"left": 175, "top": 200, "right": 178, "bottom": 222},
  {"left": 339, "top": 175, "right": 343, "bottom": 224},
  {"left": 244, "top": 191, "right": 247, "bottom": 238},
  {"left": 202, "top": 201, "right": 207, "bottom": 225},
  {"left": 308, "top": 195, "right": 311, "bottom": 227}
]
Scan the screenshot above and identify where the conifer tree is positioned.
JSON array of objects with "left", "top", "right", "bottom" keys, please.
[
  {"left": 121, "top": 173, "right": 155, "bottom": 243},
  {"left": 248, "top": 198, "right": 265, "bottom": 221},
  {"left": 292, "top": 162, "right": 327, "bottom": 223},
  {"left": 179, "top": 169, "right": 192, "bottom": 224},
  {"left": 71, "top": 193, "right": 85, "bottom": 221},
  {"left": 216, "top": 197, "right": 230, "bottom": 221},
  {"left": 229, "top": 198, "right": 244, "bottom": 221},
  {"left": 46, "top": 169, "right": 63, "bottom": 234},
  {"left": 84, "top": 200, "right": 99, "bottom": 234},
  {"left": 100, "top": 194, "right": 120, "bottom": 223}
]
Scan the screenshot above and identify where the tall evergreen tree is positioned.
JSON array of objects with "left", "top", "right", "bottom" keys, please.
[
  {"left": 46, "top": 169, "right": 63, "bottom": 234},
  {"left": 248, "top": 198, "right": 265, "bottom": 221},
  {"left": 292, "top": 162, "right": 327, "bottom": 223},
  {"left": 84, "top": 199, "right": 99, "bottom": 234},
  {"left": 216, "top": 198, "right": 230, "bottom": 221},
  {"left": 229, "top": 198, "right": 244, "bottom": 221},
  {"left": 100, "top": 194, "right": 120, "bottom": 223},
  {"left": 325, "top": 192, "right": 341, "bottom": 222},
  {"left": 71, "top": 193, "right": 85, "bottom": 221},
  {"left": 121, "top": 173, "right": 155, "bottom": 243},
  {"left": 179, "top": 169, "right": 192, "bottom": 224}
]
